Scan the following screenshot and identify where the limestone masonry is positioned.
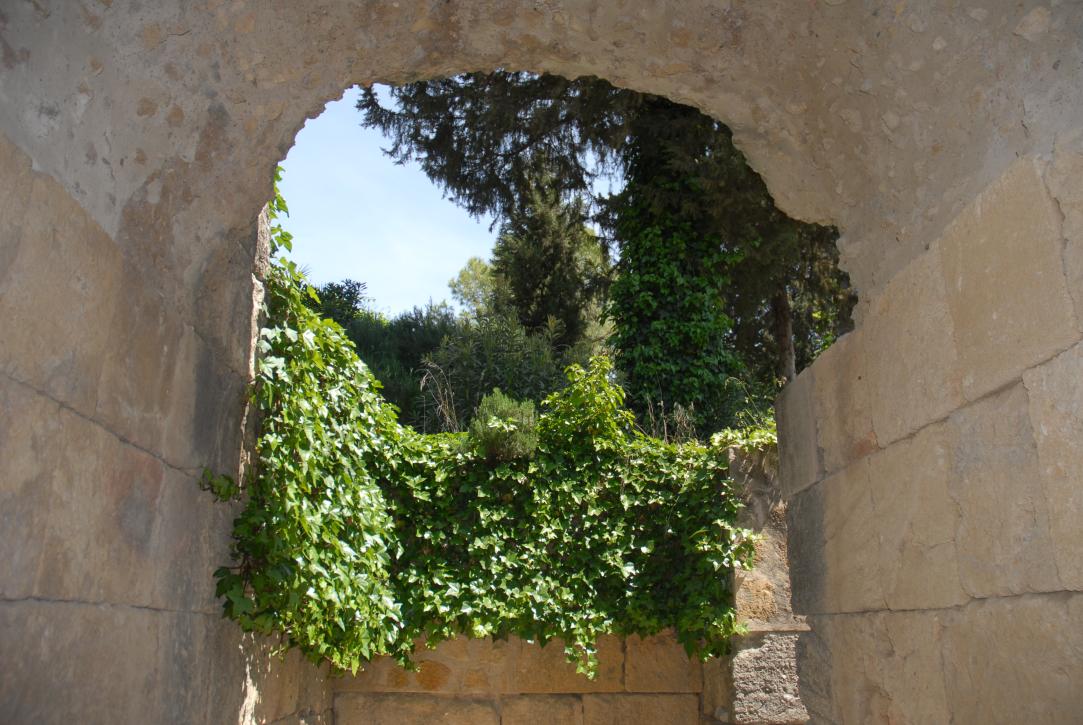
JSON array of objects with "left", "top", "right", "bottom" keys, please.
[{"left": 2, "top": 2, "right": 1082, "bottom": 723}]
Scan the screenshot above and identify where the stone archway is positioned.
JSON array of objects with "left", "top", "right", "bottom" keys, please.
[{"left": 2, "top": 2, "right": 1082, "bottom": 723}]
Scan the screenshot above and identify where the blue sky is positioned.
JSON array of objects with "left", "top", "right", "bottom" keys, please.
[{"left": 277, "top": 86, "right": 496, "bottom": 315}]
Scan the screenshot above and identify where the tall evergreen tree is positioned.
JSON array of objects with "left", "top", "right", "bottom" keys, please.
[
  {"left": 491, "top": 160, "right": 608, "bottom": 349},
  {"left": 359, "top": 72, "right": 854, "bottom": 421}
]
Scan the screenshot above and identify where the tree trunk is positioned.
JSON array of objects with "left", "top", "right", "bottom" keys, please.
[{"left": 771, "top": 288, "right": 797, "bottom": 384}]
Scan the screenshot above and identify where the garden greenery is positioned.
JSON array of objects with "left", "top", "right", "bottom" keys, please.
[{"left": 203, "top": 172, "right": 770, "bottom": 677}]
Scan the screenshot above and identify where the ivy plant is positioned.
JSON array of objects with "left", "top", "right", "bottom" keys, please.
[{"left": 204, "top": 171, "right": 767, "bottom": 676}]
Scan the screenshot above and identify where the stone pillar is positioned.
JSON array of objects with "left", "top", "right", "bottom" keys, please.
[{"left": 702, "top": 448, "right": 809, "bottom": 725}]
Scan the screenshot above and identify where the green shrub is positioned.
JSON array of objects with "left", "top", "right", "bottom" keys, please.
[{"left": 468, "top": 388, "right": 538, "bottom": 461}]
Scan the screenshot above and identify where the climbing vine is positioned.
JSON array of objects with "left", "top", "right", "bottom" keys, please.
[{"left": 203, "top": 172, "right": 767, "bottom": 676}]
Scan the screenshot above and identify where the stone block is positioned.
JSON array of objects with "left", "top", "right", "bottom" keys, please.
[
  {"left": 862, "top": 245, "right": 964, "bottom": 446},
  {"left": 789, "top": 460, "right": 884, "bottom": 614},
  {"left": 786, "top": 484, "right": 827, "bottom": 615},
  {"left": 948, "top": 383, "right": 1060, "bottom": 597},
  {"left": 0, "top": 377, "right": 162, "bottom": 605},
  {"left": 582, "top": 694, "right": 699, "bottom": 725},
  {"left": 0, "top": 599, "right": 165, "bottom": 724},
  {"left": 805, "top": 612, "right": 952, "bottom": 725},
  {"left": 0, "top": 600, "right": 311, "bottom": 724},
  {"left": 93, "top": 270, "right": 249, "bottom": 472},
  {"left": 157, "top": 324, "right": 251, "bottom": 474},
  {"left": 203, "top": 626, "right": 333, "bottom": 725},
  {"left": 730, "top": 633, "right": 807, "bottom": 724},
  {"left": 775, "top": 367, "right": 822, "bottom": 497},
  {"left": 502, "top": 695, "right": 584, "bottom": 725},
  {"left": 1023, "top": 340, "right": 1083, "bottom": 590},
  {"left": 152, "top": 468, "right": 240, "bottom": 614},
  {"left": 794, "top": 625, "right": 834, "bottom": 724},
  {"left": 821, "top": 459, "right": 884, "bottom": 614},
  {"left": 0, "top": 131, "right": 35, "bottom": 289},
  {"left": 810, "top": 333, "right": 878, "bottom": 474},
  {"left": 334, "top": 636, "right": 514, "bottom": 694},
  {"left": 938, "top": 156, "right": 1080, "bottom": 400},
  {"left": 941, "top": 593, "right": 1083, "bottom": 723},
  {"left": 876, "top": 612, "right": 952, "bottom": 725},
  {"left": 624, "top": 632, "right": 702, "bottom": 693},
  {"left": 0, "top": 375, "right": 235, "bottom": 613},
  {"left": 867, "top": 423, "right": 968, "bottom": 610},
  {"left": 333, "top": 693, "right": 499, "bottom": 725},
  {"left": 510, "top": 635, "right": 623, "bottom": 694},
  {"left": 0, "top": 131, "right": 246, "bottom": 475}
]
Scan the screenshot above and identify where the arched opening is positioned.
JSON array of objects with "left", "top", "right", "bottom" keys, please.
[
  {"left": 3, "top": 3, "right": 1083, "bottom": 724},
  {"left": 230, "top": 71, "right": 840, "bottom": 723}
]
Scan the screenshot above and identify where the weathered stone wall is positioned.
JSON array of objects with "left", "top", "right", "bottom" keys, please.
[
  {"left": 2, "top": 1, "right": 1082, "bottom": 722},
  {"left": 778, "top": 149, "right": 1083, "bottom": 723}
]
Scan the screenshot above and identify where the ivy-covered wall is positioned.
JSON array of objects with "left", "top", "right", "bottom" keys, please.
[{"left": 328, "top": 447, "right": 806, "bottom": 725}]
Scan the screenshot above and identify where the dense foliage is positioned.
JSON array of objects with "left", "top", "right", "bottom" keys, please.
[
  {"left": 606, "top": 104, "right": 750, "bottom": 436},
  {"left": 358, "top": 72, "right": 855, "bottom": 404},
  {"left": 205, "top": 191, "right": 763, "bottom": 675},
  {"left": 419, "top": 311, "right": 578, "bottom": 433},
  {"left": 340, "top": 300, "right": 459, "bottom": 427}
]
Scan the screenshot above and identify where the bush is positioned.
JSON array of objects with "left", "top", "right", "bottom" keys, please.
[
  {"left": 468, "top": 388, "right": 538, "bottom": 461},
  {"left": 345, "top": 302, "right": 461, "bottom": 427}
]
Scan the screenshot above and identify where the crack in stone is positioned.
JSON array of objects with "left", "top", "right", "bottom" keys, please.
[
  {"left": 0, "top": 594, "right": 220, "bottom": 617},
  {"left": 1, "top": 369, "right": 204, "bottom": 478},
  {"left": 1038, "top": 151, "right": 1083, "bottom": 336}
]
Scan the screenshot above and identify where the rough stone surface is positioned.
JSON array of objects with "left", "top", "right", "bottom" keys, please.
[
  {"left": 502, "top": 695, "right": 584, "bottom": 725},
  {"left": 1046, "top": 127, "right": 1083, "bottom": 325},
  {"left": 948, "top": 383, "right": 1060, "bottom": 598},
  {"left": 1023, "top": 341, "right": 1083, "bottom": 590},
  {"left": 582, "top": 694, "right": 699, "bottom": 725},
  {"left": 867, "top": 422, "right": 969, "bottom": 611},
  {"left": 735, "top": 505, "right": 804, "bottom": 632},
  {"left": 938, "top": 156, "right": 1081, "bottom": 401},
  {"left": 334, "top": 694, "right": 499, "bottom": 725},
  {"left": 730, "top": 634, "right": 807, "bottom": 725}
]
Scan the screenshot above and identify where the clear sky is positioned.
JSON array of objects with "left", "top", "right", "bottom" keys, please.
[{"left": 277, "top": 86, "right": 496, "bottom": 316}]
